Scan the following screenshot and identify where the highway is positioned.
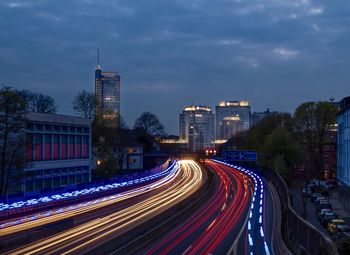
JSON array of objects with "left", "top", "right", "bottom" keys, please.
[
  {"left": 0, "top": 162, "right": 179, "bottom": 237},
  {"left": 4, "top": 160, "right": 204, "bottom": 255},
  {"left": 145, "top": 160, "right": 251, "bottom": 254},
  {"left": 145, "top": 160, "right": 274, "bottom": 255}
]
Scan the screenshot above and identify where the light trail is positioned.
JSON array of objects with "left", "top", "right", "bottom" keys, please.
[
  {"left": 213, "top": 160, "right": 272, "bottom": 255},
  {"left": 146, "top": 160, "right": 252, "bottom": 254},
  {"left": 0, "top": 162, "right": 176, "bottom": 214},
  {"left": 4, "top": 160, "right": 204, "bottom": 255},
  {"left": 0, "top": 162, "right": 179, "bottom": 235}
]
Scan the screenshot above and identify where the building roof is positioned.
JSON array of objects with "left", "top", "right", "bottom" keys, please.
[
  {"left": 217, "top": 100, "right": 250, "bottom": 107},
  {"left": 26, "top": 112, "right": 91, "bottom": 126},
  {"left": 339, "top": 96, "right": 350, "bottom": 114}
]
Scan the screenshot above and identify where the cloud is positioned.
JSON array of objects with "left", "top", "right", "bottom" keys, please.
[
  {"left": 273, "top": 48, "right": 299, "bottom": 59},
  {"left": 0, "top": 0, "right": 349, "bottom": 134},
  {"left": 309, "top": 7, "right": 324, "bottom": 15}
]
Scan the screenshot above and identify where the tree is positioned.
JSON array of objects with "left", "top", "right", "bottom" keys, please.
[
  {"left": 133, "top": 112, "right": 165, "bottom": 137},
  {"left": 260, "top": 127, "right": 301, "bottom": 184},
  {"left": 92, "top": 114, "right": 122, "bottom": 178},
  {"left": 294, "top": 101, "right": 338, "bottom": 177},
  {"left": 21, "top": 90, "right": 57, "bottom": 113},
  {"left": 222, "top": 112, "right": 298, "bottom": 184},
  {"left": 0, "top": 86, "right": 27, "bottom": 196},
  {"left": 72, "top": 90, "right": 95, "bottom": 119}
]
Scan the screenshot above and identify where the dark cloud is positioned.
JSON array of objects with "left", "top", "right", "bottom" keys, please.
[{"left": 0, "top": 0, "right": 349, "bottom": 134}]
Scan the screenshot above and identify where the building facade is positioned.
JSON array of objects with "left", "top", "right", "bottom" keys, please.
[
  {"left": 215, "top": 101, "right": 251, "bottom": 141},
  {"left": 337, "top": 96, "right": 350, "bottom": 187},
  {"left": 179, "top": 105, "right": 215, "bottom": 152},
  {"left": 95, "top": 66, "right": 121, "bottom": 121},
  {"left": 252, "top": 108, "right": 271, "bottom": 126},
  {"left": 24, "top": 113, "right": 92, "bottom": 192},
  {"left": 93, "top": 129, "right": 143, "bottom": 172}
]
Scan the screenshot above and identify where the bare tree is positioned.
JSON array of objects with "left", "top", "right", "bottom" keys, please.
[
  {"left": 133, "top": 112, "right": 165, "bottom": 136},
  {"left": 0, "top": 86, "right": 27, "bottom": 196},
  {"left": 21, "top": 90, "right": 57, "bottom": 113},
  {"left": 72, "top": 90, "right": 95, "bottom": 119}
]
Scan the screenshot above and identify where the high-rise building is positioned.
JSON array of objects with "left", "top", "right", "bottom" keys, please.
[
  {"left": 95, "top": 51, "right": 121, "bottom": 123},
  {"left": 337, "top": 96, "right": 350, "bottom": 187},
  {"left": 179, "top": 106, "right": 215, "bottom": 152},
  {"left": 215, "top": 101, "right": 251, "bottom": 141}
]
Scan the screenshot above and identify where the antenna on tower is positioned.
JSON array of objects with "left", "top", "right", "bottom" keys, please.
[{"left": 96, "top": 48, "right": 101, "bottom": 70}]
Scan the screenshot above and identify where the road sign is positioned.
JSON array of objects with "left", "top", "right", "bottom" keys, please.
[{"left": 223, "top": 150, "right": 257, "bottom": 161}]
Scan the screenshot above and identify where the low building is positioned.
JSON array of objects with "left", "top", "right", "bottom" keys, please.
[
  {"left": 93, "top": 129, "right": 143, "bottom": 172},
  {"left": 24, "top": 112, "right": 92, "bottom": 192},
  {"left": 337, "top": 96, "right": 350, "bottom": 186}
]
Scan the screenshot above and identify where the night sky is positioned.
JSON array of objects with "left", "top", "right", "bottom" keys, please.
[{"left": 0, "top": 0, "right": 349, "bottom": 134}]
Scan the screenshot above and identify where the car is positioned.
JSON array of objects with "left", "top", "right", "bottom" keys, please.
[
  {"left": 311, "top": 193, "right": 322, "bottom": 203},
  {"left": 320, "top": 212, "right": 338, "bottom": 226},
  {"left": 317, "top": 202, "right": 332, "bottom": 212},
  {"left": 315, "top": 196, "right": 328, "bottom": 205},
  {"left": 334, "top": 230, "right": 350, "bottom": 240},
  {"left": 302, "top": 187, "right": 312, "bottom": 197},
  {"left": 328, "top": 219, "right": 346, "bottom": 234},
  {"left": 318, "top": 208, "right": 332, "bottom": 219},
  {"left": 332, "top": 224, "right": 350, "bottom": 236}
]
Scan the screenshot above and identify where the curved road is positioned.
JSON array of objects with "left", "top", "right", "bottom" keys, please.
[
  {"left": 146, "top": 160, "right": 252, "bottom": 254},
  {"left": 4, "top": 160, "right": 204, "bottom": 255}
]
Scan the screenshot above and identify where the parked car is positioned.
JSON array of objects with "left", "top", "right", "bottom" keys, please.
[
  {"left": 318, "top": 208, "right": 332, "bottom": 219},
  {"left": 320, "top": 212, "right": 337, "bottom": 227},
  {"left": 316, "top": 202, "right": 333, "bottom": 212},
  {"left": 311, "top": 193, "right": 322, "bottom": 203},
  {"left": 317, "top": 202, "right": 332, "bottom": 212},
  {"left": 328, "top": 219, "right": 346, "bottom": 234},
  {"left": 302, "top": 187, "right": 312, "bottom": 197},
  {"left": 332, "top": 224, "right": 350, "bottom": 236},
  {"left": 315, "top": 196, "right": 328, "bottom": 205},
  {"left": 334, "top": 230, "right": 350, "bottom": 241}
]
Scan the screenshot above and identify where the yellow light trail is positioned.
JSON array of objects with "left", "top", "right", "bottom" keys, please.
[
  {"left": 1, "top": 163, "right": 179, "bottom": 236},
  {"left": 5, "top": 160, "right": 204, "bottom": 255}
]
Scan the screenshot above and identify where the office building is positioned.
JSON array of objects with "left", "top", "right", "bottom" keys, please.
[
  {"left": 252, "top": 109, "right": 271, "bottom": 126},
  {"left": 95, "top": 58, "right": 121, "bottom": 122},
  {"left": 337, "top": 96, "right": 350, "bottom": 187},
  {"left": 179, "top": 106, "right": 215, "bottom": 152},
  {"left": 24, "top": 112, "right": 92, "bottom": 192},
  {"left": 215, "top": 101, "right": 251, "bottom": 141}
]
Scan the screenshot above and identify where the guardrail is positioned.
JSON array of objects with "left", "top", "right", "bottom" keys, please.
[
  {"left": 0, "top": 160, "right": 175, "bottom": 218},
  {"left": 261, "top": 167, "right": 339, "bottom": 255}
]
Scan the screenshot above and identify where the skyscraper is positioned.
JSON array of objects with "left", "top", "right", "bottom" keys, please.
[
  {"left": 215, "top": 100, "right": 251, "bottom": 141},
  {"left": 95, "top": 50, "right": 121, "bottom": 123},
  {"left": 179, "top": 105, "right": 215, "bottom": 152}
]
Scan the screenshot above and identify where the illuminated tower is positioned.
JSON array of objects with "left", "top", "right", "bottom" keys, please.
[
  {"left": 215, "top": 100, "right": 251, "bottom": 141},
  {"left": 179, "top": 105, "right": 215, "bottom": 152},
  {"left": 95, "top": 49, "right": 121, "bottom": 124}
]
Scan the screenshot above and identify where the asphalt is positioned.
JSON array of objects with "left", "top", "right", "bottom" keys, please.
[{"left": 289, "top": 181, "right": 350, "bottom": 238}]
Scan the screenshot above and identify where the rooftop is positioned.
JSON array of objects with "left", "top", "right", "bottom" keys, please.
[
  {"left": 218, "top": 101, "right": 249, "bottom": 107},
  {"left": 183, "top": 105, "right": 211, "bottom": 112},
  {"left": 26, "top": 112, "right": 91, "bottom": 126}
]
